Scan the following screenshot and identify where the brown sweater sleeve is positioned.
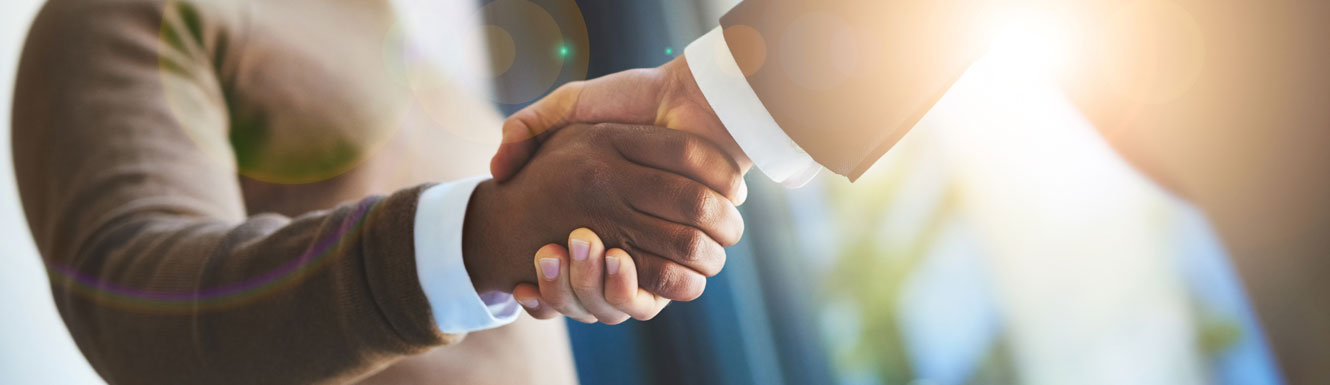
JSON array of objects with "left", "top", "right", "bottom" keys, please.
[{"left": 11, "top": 0, "right": 454, "bottom": 383}]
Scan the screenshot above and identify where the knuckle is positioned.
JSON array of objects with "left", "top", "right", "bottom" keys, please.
[
  {"left": 674, "top": 228, "right": 708, "bottom": 262},
  {"left": 676, "top": 135, "right": 704, "bottom": 166},
  {"left": 541, "top": 293, "right": 569, "bottom": 310},
  {"left": 638, "top": 264, "right": 674, "bottom": 295},
  {"left": 650, "top": 265, "right": 705, "bottom": 301},
  {"left": 680, "top": 188, "right": 712, "bottom": 222},
  {"left": 680, "top": 231, "right": 725, "bottom": 276},
  {"left": 670, "top": 182, "right": 710, "bottom": 219},
  {"left": 570, "top": 276, "right": 600, "bottom": 296},
  {"left": 606, "top": 291, "right": 632, "bottom": 308}
]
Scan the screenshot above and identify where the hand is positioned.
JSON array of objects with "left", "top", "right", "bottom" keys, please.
[
  {"left": 490, "top": 56, "right": 753, "bottom": 186},
  {"left": 513, "top": 228, "right": 669, "bottom": 324},
  {"left": 462, "top": 123, "right": 745, "bottom": 301}
]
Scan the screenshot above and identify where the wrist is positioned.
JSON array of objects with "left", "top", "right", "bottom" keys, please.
[
  {"left": 461, "top": 181, "right": 530, "bottom": 293},
  {"left": 660, "top": 55, "right": 754, "bottom": 172}
]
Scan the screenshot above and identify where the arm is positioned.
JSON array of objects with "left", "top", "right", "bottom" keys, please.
[
  {"left": 13, "top": 1, "right": 742, "bottom": 383},
  {"left": 12, "top": 1, "right": 456, "bottom": 382},
  {"left": 492, "top": 0, "right": 991, "bottom": 183},
  {"left": 712, "top": 0, "right": 989, "bottom": 180},
  {"left": 494, "top": 0, "right": 1330, "bottom": 381}
]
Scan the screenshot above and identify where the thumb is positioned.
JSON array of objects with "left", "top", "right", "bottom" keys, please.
[
  {"left": 489, "top": 125, "right": 537, "bottom": 182},
  {"left": 490, "top": 82, "right": 584, "bottom": 182}
]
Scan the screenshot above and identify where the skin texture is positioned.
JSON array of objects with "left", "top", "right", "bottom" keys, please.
[
  {"left": 490, "top": 58, "right": 749, "bottom": 323},
  {"left": 490, "top": 57, "right": 740, "bottom": 324},
  {"left": 492, "top": 57, "right": 751, "bottom": 183},
  {"left": 462, "top": 123, "right": 746, "bottom": 302},
  {"left": 513, "top": 229, "right": 670, "bottom": 324}
]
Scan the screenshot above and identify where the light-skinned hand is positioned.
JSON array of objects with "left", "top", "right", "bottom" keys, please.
[
  {"left": 490, "top": 56, "right": 752, "bottom": 193},
  {"left": 512, "top": 228, "right": 670, "bottom": 324}
]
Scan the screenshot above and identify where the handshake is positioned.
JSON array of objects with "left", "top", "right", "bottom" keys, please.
[{"left": 461, "top": 57, "right": 751, "bottom": 324}]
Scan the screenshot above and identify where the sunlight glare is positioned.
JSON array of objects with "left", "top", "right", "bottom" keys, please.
[{"left": 982, "top": 7, "right": 1078, "bottom": 79}]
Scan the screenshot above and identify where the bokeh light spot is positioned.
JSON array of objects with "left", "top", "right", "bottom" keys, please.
[
  {"left": 723, "top": 24, "right": 766, "bottom": 77},
  {"left": 486, "top": 25, "right": 517, "bottom": 76},
  {"left": 481, "top": 0, "right": 589, "bottom": 105}
]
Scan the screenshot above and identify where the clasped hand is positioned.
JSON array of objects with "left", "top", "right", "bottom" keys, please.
[{"left": 465, "top": 116, "right": 744, "bottom": 324}]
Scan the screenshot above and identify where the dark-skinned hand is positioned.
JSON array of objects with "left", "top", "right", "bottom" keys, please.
[{"left": 462, "top": 123, "right": 745, "bottom": 301}]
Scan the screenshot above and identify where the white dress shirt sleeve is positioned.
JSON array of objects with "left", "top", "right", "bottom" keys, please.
[
  {"left": 414, "top": 176, "right": 521, "bottom": 334},
  {"left": 685, "top": 26, "right": 822, "bottom": 188}
]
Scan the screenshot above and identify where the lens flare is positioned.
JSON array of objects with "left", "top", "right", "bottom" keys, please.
[
  {"left": 481, "top": 0, "right": 590, "bottom": 105},
  {"left": 45, "top": 198, "right": 383, "bottom": 314}
]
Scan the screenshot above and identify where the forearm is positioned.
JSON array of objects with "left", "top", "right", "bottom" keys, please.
[
  {"left": 44, "top": 186, "right": 446, "bottom": 384},
  {"left": 658, "top": 55, "right": 753, "bottom": 169},
  {"left": 13, "top": 2, "right": 451, "bottom": 381},
  {"left": 462, "top": 180, "right": 540, "bottom": 294}
]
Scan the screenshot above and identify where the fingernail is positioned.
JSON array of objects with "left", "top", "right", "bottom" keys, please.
[
  {"left": 539, "top": 258, "right": 560, "bottom": 280},
  {"left": 520, "top": 298, "right": 540, "bottom": 309},
  {"left": 606, "top": 255, "right": 621, "bottom": 275},
  {"left": 570, "top": 239, "right": 590, "bottom": 261}
]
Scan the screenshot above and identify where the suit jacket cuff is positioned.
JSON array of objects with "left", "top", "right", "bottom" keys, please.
[
  {"left": 414, "top": 176, "right": 521, "bottom": 334},
  {"left": 685, "top": 26, "right": 821, "bottom": 188}
]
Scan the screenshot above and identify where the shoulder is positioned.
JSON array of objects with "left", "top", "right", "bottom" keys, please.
[{"left": 26, "top": 0, "right": 247, "bottom": 58}]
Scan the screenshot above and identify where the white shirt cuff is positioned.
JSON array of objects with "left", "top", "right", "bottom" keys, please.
[
  {"left": 685, "top": 26, "right": 821, "bottom": 188},
  {"left": 414, "top": 176, "right": 521, "bottom": 334}
]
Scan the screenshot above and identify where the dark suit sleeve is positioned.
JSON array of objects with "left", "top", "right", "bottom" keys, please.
[
  {"left": 719, "top": 0, "right": 992, "bottom": 180},
  {"left": 11, "top": 0, "right": 456, "bottom": 383}
]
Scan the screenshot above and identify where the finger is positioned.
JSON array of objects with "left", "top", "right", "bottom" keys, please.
[
  {"left": 512, "top": 283, "right": 560, "bottom": 320},
  {"left": 607, "top": 126, "right": 746, "bottom": 205},
  {"left": 604, "top": 248, "right": 672, "bottom": 320},
  {"left": 489, "top": 139, "right": 537, "bottom": 183},
  {"left": 630, "top": 249, "right": 708, "bottom": 301},
  {"left": 627, "top": 166, "right": 744, "bottom": 246},
  {"left": 491, "top": 82, "right": 585, "bottom": 181},
  {"left": 736, "top": 178, "right": 748, "bottom": 207},
  {"left": 567, "top": 229, "right": 631, "bottom": 325},
  {"left": 626, "top": 212, "right": 728, "bottom": 277},
  {"left": 533, "top": 244, "right": 596, "bottom": 323}
]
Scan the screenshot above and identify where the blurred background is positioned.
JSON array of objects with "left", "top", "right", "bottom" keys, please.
[{"left": 0, "top": 0, "right": 1285, "bottom": 384}]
